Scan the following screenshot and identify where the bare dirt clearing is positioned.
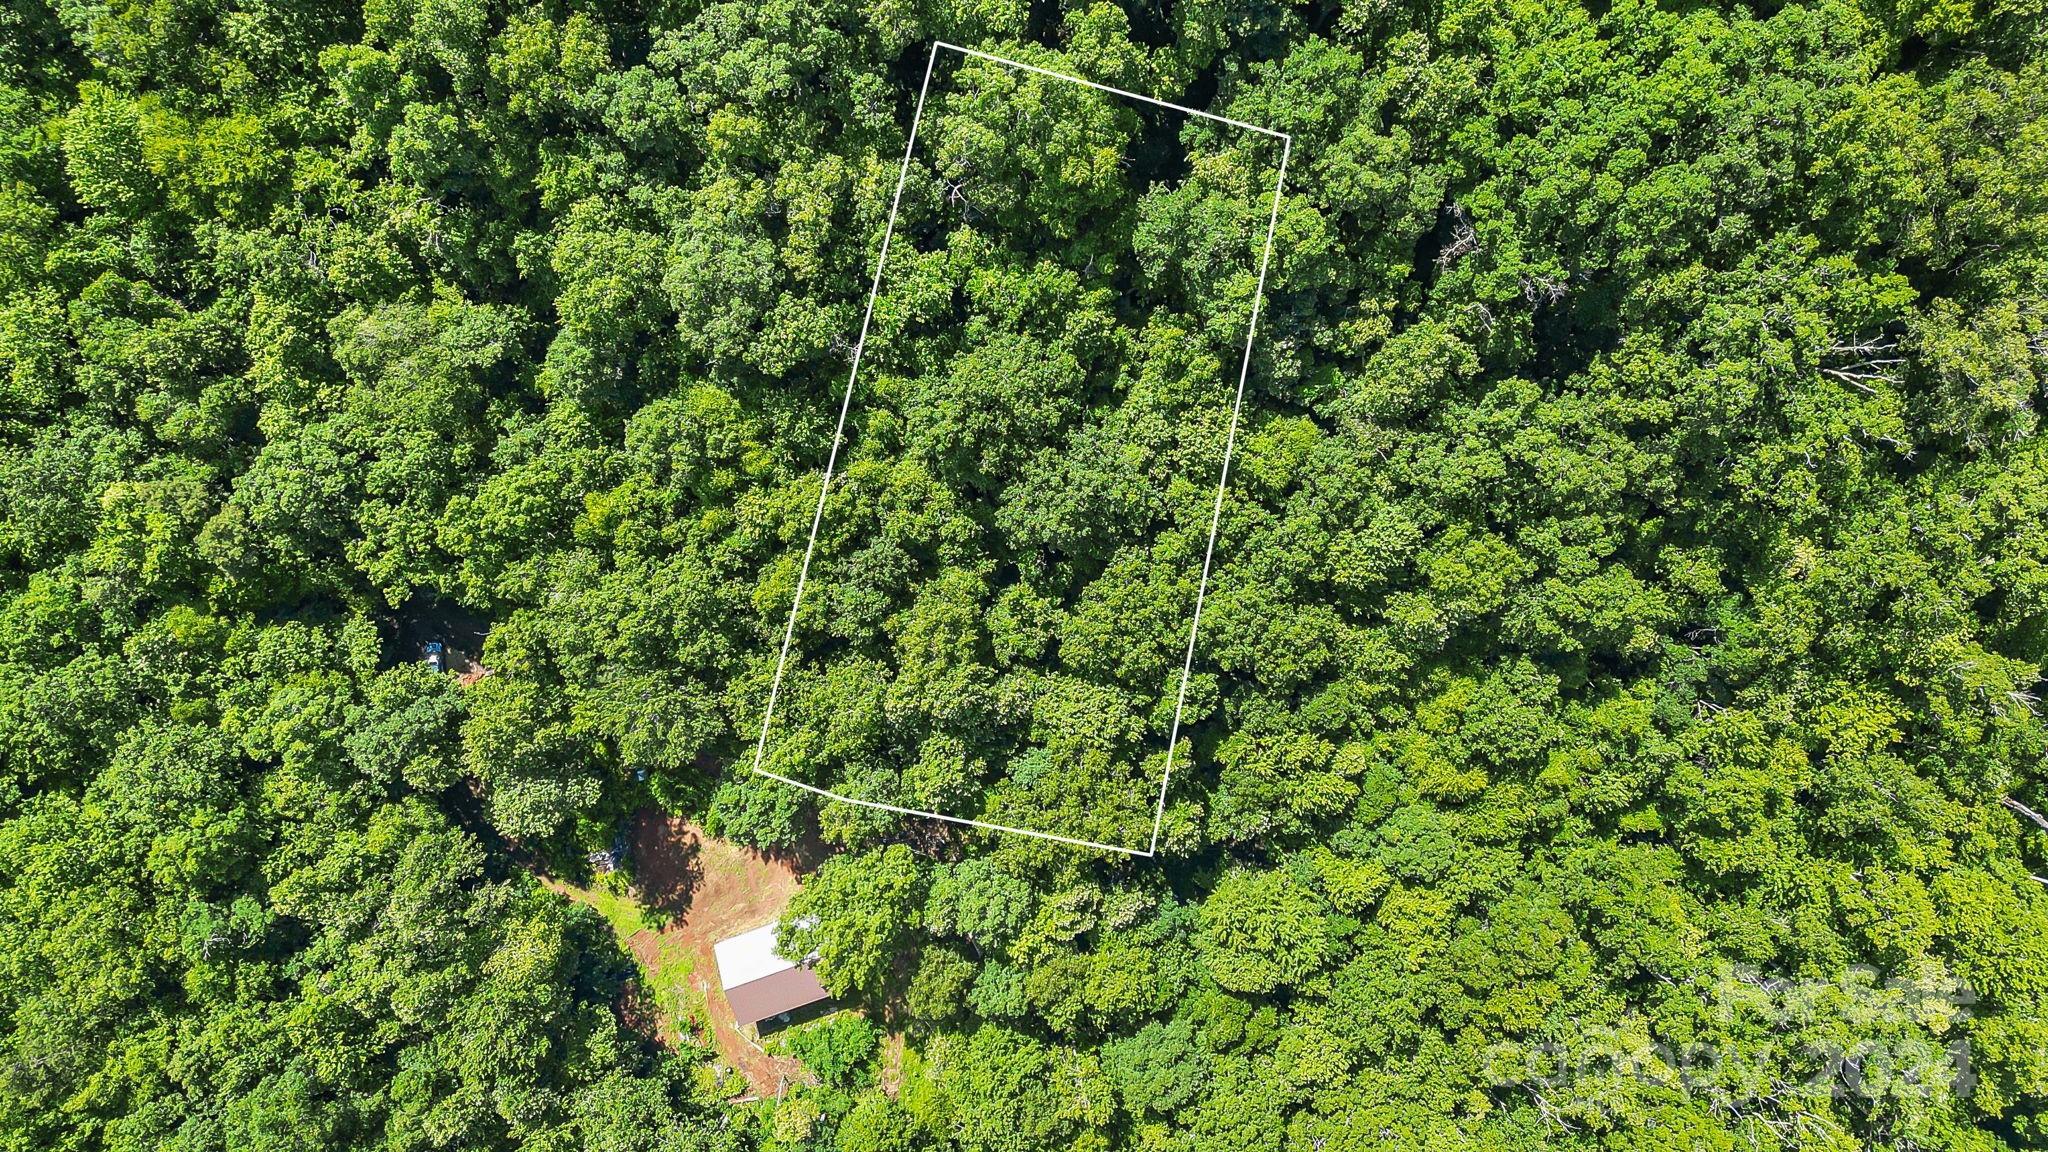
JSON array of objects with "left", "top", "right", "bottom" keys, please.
[{"left": 549, "top": 811, "right": 819, "bottom": 1097}]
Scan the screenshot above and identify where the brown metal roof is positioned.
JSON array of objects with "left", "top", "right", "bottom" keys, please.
[{"left": 724, "top": 966, "right": 830, "bottom": 1026}]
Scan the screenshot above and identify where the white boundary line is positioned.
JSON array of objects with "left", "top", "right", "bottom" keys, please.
[
  {"left": 1149, "top": 136, "right": 1290, "bottom": 853},
  {"left": 749, "top": 40, "right": 1290, "bottom": 857},
  {"left": 932, "top": 41, "right": 1289, "bottom": 141}
]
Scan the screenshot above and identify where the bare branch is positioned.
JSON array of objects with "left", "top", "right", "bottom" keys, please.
[
  {"left": 1520, "top": 273, "right": 1567, "bottom": 305},
  {"left": 1822, "top": 334, "right": 1905, "bottom": 393},
  {"left": 1436, "top": 203, "right": 1478, "bottom": 269},
  {"left": 2001, "top": 795, "right": 2048, "bottom": 833}
]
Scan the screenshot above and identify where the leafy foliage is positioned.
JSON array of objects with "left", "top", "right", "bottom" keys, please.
[{"left": 3, "top": 0, "right": 2048, "bottom": 1150}]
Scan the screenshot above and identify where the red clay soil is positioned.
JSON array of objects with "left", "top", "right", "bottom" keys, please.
[
  {"left": 546, "top": 811, "right": 833, "bottom": 1096},
  {"left": 628, "top": 811, "right": 815, "bottom": 1098}
]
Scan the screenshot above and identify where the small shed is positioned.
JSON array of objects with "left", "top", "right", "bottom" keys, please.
[{"left": 713, "top": 922, "right": 830, "bottom": 1029}]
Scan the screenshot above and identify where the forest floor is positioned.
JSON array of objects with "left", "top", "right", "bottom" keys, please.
[
  {"left": 545, "top": 811, "right": 821, "bottom": 1098},
  {"left": 879, "top": 1031, "right": 906, "bottom": 1097}
]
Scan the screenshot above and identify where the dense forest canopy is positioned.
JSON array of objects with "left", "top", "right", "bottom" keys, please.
[
  {"left": 755, "top": 43, "right": 1288, "bottom": 851},
  {"left": 1, "top": 0, "right": 2046, "bottom": 1149}
]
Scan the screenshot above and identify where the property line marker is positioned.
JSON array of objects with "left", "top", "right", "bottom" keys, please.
[
  {"left": 749, "top": 41, "right": 1289, "bottom": 857},
  {"left": 1150, "top": 134, "right": 1290, "bottom": 856},
  {"left": 931, "top": 41, "right": 1292, "bottom": 141}
]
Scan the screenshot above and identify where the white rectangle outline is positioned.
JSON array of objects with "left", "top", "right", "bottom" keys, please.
[{"left": 747, "top": 40, "right": 1292, "bottom": 856}]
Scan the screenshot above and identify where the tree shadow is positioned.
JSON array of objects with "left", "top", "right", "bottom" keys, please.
[
  {"left": 757, "top": 821, "right": 835, "bottom": 875},
  {"left": 629, "top": 810, "right": 703, "bottom": 921},
  {"left": 617, "top": 976, "right": 668, "bottom": 1049},
  {"left": 390, "top": 592, "right": 493, "bottom": 671}
]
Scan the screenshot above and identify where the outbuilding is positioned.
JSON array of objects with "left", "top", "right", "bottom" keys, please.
[{"left": 713, "top": 921, "right": 830, "bottom": 1030}]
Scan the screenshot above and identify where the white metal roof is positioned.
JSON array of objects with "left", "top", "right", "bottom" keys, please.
[{"left": 713, "top": 922, "right": 796, "bottom": 989}]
